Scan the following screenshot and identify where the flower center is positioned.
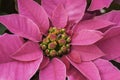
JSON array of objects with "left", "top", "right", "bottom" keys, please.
[{"left": 40, "top": 27, "right": 71, "bottom": 58}]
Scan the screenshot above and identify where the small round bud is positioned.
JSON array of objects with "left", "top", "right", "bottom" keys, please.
[
  {"left": 66, "top": 44, "right": 70, "bottom": 48},
  {"left": 60, "top": 28, "right": 65, "bottom": 33},
  {"left": 50, "top": 50, "right": 57, "bottom": 57},
  {"left": 52, "top": 27, "right": 57, "bottom": 30},
  {"left": 40, "top": 43, "right": 43, "bottom": 47},
  {"left": 45, "top": 49, "right": 50, "bottom": 55},
  {"left": 49, "top": 27, "right": 54, "bottom": 33},
  {"left": 41, "top": 45, "right": 46, "bottom": 50},
  {"left": 48, "top": 42, "right": 57, "bottom": 49},
  {"left": 53, "top": 28, "right": 60, "bottom": 34},
  {"left": 51, "top": 27, "right": 57, "bottom": 33},
  {"left": 61, "top": 45, "right": 67, "bottom": 53},
  {"left": 62, "top": 33, "right": 68, "bottom": 39},
  {"left": 49, "top": 33, "right": 57, "bottom": 41},
  {"left": 58, "top": 50, "right": 63, "bottom": 55},
  {"left": 43, "top": 38, "right": 49, "bottom": 44},
  {"left": 66, "top": 37, "right": 71, "bottom": 42},
  {"left": 58, "top": 39, "right": 66, "bottom": 46},
  {"left": 67, "top": 48, "right": 70, "bottom": 52}
]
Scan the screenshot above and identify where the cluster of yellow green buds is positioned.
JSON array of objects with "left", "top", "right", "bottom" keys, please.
[{"left": 40, "top": 27, "right": 71, "bottom": 58}]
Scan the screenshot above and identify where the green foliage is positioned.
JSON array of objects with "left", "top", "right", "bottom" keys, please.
[
  {"left": 105, "top": 2, "right": 120, "bottom": 12},
  {"left": 0, "top": 24, "right": 6, "bottom": 35}
]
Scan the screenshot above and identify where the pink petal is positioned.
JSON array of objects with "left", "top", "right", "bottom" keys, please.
[
  {"left": 11, "top": 41, "right": 43, "bottom": 62},
  {"left": 96, "top": 10, "right": 120, "bottom": 25},
  {"left": 97, "top": 27, "right": 120, "bottom": 60},
  {"left": 68, "top": 45, "right": 104, "bottom": 62},
  {"left": 18, "top": 0, "right": 49, "bottom": 34},
  {"left": 82, "top": 12, "right": 96, "bottom": 20},
  {"left": 41, "top": 0, "right": 65, "bottom": 19},
  {"left": 51, "top": 4, "right": 68, "bottom": 28},
  {"left": 88, "top": 0, "right": 113, "bottom": 11},
  {"left": 42, "top": 0, "right": 86, "bottom": 23},
  {"left": 72, "top": 30, "right": 103, "bottom": 45},
  {"left": 103, "top": 26, "right": 120, "bottom": 39},
  {"left": 40, "top": 56, "right": 50, "bottom": 69},
  {"left": 115, "top": 57, "right": 120, "bottom": 63},
  {"left": 94, "top": 59, "right": 120, "bottom": 80},
  {"left": 40, "top": 58, "right": 66, "bottom": 80},
  {"left": 60, "top": 56, "right": 70, "bottom": 70},
  {"left": 0, "top": 34, "right": 23, "bottom": 63},
  {"left": 0, "top": 34, "right": 41, "bottom": 80},
  {"left": 68, "top": 58, "right": 101, "bottom": 80},
  {"left": 67, "top": 48, "right": 81, "bottom": 63},
  {"left": 74, "top": 17, "right": 114, "bottom": 31},
  {"left": 65, "top": 0, "right": 86, "bottom": 23},
  {"left": 67, "top": 65, "right": 87, "bottom": 80},
  {"left": 0, "top": 59, "right": 41, "bottom": 80},
  {"left": 0, "top": 14, "right": 42, "bottom": 42}
]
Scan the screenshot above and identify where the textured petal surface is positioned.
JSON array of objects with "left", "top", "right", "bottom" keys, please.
[
  {"left": 0, "top": 59, "right": 41, "bottom": 80},
  {"left": 52, "top": 4, "right": 68, "bottom": 28},
  {"left": 0, "top": 14, "right": 41, "bottom": 42},
  {"left": 0, "top": 34, "right": 41, "bottom": 80},
  {"left": 0, "top": 34, "right": 23, "bottom": 63},
  {"left": 60, "top": 56, "right": 70, "bottom": 70},
  {"left": 82, "top": 12, "right": 95, "bottom": 20},
  {"left": 68, "top": 45, "right": 104, "bottom": 62},
  {"left": 94, "top": 59, "right": 120, "bottom": 80},
  {"left": 67, "top": 66, "right": 87, "bottom": 80},
  {"left": 40, "top": 56, "right": 50, "bottom": 69},
  {"left": 42, "top": 0, "right": 86, "bottom": 23},
  {"left": 41, "top": 0, "right": 65, "bottom": 18},
  {"left": 40, "top": 58, "right": 66, "bottom": 80},
  {"left": 67, "top": 47, "right": 81, "bottom": 63},
  {"left": 75, "top": 18, "right": 114, "bottom": 31},
  {"left": 115, "top": 57, "right": 120, "bottom": 63},
  {"left": 103, "top": 26, "right": 120, "bottom": 39},
  {"left": 11, "top": 41, "right": 43, "bottom": 61},
  {"left": 97, "top": 27, "right": 120, "bottom": 60},
  {"left": 96, "top": 10, "right": 120, "bottom": 25},
  {"left": 65, "top": 0, "right": 86, "bottom": 23},
  {"left": 88, "top": 0, "right": 113, "bottom": 11},
  {"left": 68, "top": 58, "right": 101, "bottom": 80},
  {"left": 18, "top": 0, "right": 49, "bottom": 34},
  {"left": 72, "top": 30, "right": 103, "bottom": 45}
]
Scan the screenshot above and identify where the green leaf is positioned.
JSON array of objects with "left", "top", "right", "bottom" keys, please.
[
  {"left": 105, "top": 2, "right": 120, "bottom": 12},
  {"left": 0, "top": 23, "right": 6, "bottom": 34}
]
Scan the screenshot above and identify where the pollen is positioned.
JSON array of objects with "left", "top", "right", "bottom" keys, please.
[{"left": 40, "top": 27, "right": 71, "bottom": 58}]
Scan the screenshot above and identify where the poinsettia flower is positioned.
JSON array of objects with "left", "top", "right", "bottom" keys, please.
[
  {"left": 0, "top": 0, "right": 120, "bottom": 80},
  {"left": 88, "top": 0, "right": 113, "bottom": 11},
  {"left": 95, "top": 11, "right": 120, "bottom": 62}
]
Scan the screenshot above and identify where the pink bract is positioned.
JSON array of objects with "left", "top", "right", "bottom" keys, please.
[
  {"left": 96, "top": 11, "right": 120, "bottom": 62},
  {"left": 0, "top": 0, "right": 120, "bottom": 80},
  {"left": 88, "top": 0, "right": 113, "bottom": 11}
]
